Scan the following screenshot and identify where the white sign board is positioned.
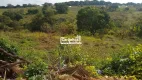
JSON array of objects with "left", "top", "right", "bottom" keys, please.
[{"left": 60, "top": 35, "right": 82, "bottom": 44}]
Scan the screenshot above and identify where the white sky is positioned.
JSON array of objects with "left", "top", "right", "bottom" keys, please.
[{"left": 0, "top": 0, "right": 142, "bottom": 6}]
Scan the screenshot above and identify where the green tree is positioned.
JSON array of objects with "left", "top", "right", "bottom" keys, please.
[
  {"left": 43, "top": 9, "right": 56, "bottom": 26},
  {"left": 0, "top": 15, "right": 12, "bottom": 25},
  {"left": 77, "top": 7, "right": 110, "bottom": 35},
  {"left": 42, "top": 2, "right": 52, "bottom": 14},
  {"left": 55, "top": 3, "right": 68, "bottom": 14},
  {"left": 29, "top": 10, "right": 55, "bottom": 32},
  {"left": 27, "top": 9, "right": 39, "bottom": 14},
  {"left": 108, "top": 5, "right": 119, "bottom": 11},
  {"left": 0, "top": 15, "right": 12, "bottom": 30},
  {"left": 2, "top": 11, "right": 23, "bottom": 21},
  {"left": 30, "top": 13, "right": 44, "bottom": 31},
  {"left": 8, "top": 21, "right": 21, "bottom": 30}
]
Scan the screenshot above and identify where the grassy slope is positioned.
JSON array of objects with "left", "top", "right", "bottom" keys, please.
[
  {"left": 0, "top": 6, "right": 142, "bottom": 65},
  {"left": 0, "top": 30, "right": 142, "bottom": 64}
]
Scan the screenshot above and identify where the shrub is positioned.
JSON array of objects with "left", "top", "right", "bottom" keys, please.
[
  {"left": 135, "top": 16, "right": 142, "bottom": 37},
  {"left": 0, "top": 15, "right": 12, "bottom": 25},
  {"left": 29, "top": 10, "right": 55, "bottom": 32},
  {"left": 3, "top": 10, "right": 23, "bottom": 21},
  {"left": 101, "top": 44, "right": 142, "bottom": 79},
  {"left": 27, "top": 9, "right": 39, "bottom": 14},
  {"left": 24, "top": 59, "right": 48, "bottom": 78},
  {"left": 40, "top": 23, "right": 52, "bottom": 33},
  {"left": 55, "top": 3, "right": 68, "bottom": 14},
  {"left": 0, "top": 23, "right": 7, "bottom": 30},
  {"left": 56, "top": 21, "right": 76, "bottom": 35},
  {"left": 85, "top": 66, "right": 99, "bottom": 77},
  {"left": 0, "top": 15, "right": 22, "bottom": 30},
  {"left": 8, "top": 21, "right": 22, "bottom": 30},
  {"left": 29, "top": 13, "right": 44, "bottom": 31},
  {"left": 42, "top": 3, "right": 52, "bottom": 14},
  {"left": 108, "top": 5, "right": 118, "bottom": 11},
  {"left": 0, "top": 38, "right": 17, "bottom": 62}
]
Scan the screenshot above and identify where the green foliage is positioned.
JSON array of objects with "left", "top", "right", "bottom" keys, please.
[
  {"left": 58, "top": 45, "right": 82, "bottom": 65},
  {"left": 29, "top": 7, "right": 56, "bottom": 32},
  {"left": 0, "top": 38, "right": 17, "bottom": 62},
  {"left": 101, "top": 44, "right": 142, "bottom": 79},
  {"left": 108, "top": 5, "right": 119, "bottom": 11},
  {"left": 3, "top": 10, "right": 23, "bottom": 21},
  {"left": 29, "top": 11, "right": 55, "bottom": 32},
  {"left": 0, "top": 15, "right": 22, "bottom": 30},
  {"left": 40, "top": 23, "right": 52, "bottom": 33},
  {"left": 42, "top": 3, "right": 53, "bottom": 14},
  {"left": 124, "top": 7, "right": 129, "bottom": 11},
  {"left": 0, "top": 23, "right": 10, "bottom": 30},
  {"left": 0, "top": 15, "right": 12, "bottom": 30},
  {"left": 29, "top": 13, "right": 44, "bottom": 31},
  {"left": 85, "top": 66, "right": 99, "bottom": 77},
  {"left": 55, "top": 3, "right": 68, "bottom": 14},
  {"left": 25, "top": 59, "right": 48, "bottom": 78},
  {"left": 43, "top": 9, "right": 56, "bottom": 26},
  {"left": 55, "top": 21, "right": 76, "bottom": 35},
  {"left": 77, "top": 7, "right": 110, "bottom": 35},
  {"left": 8, "top": 21, "right": 22, "bottom": 30},
  {"left": 135, "top": 16, "right": 142, "bottom": 37},
  {"left": 27, "top": 9, "right": 39, "bottom": 14},
  {"left": 0, "top": 15, "right": 12, "bottom": 25}
]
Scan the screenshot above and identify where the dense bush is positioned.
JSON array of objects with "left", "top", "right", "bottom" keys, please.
[
  {"left": 108, "top": 5, "right": 119, "bottom": 11},
  {"left": 2, "top": 11, "right": 23, "bottom": 21},
  {"left": 25, "top": 59, "right": 48, "bottom": 78},
  {"left": 77, "top": 7, "right": 110, "bottom": 35},
  {"left": 8, "top": 21, "right": 22, "bottom": 30},
  {"left": 136, "top": 16, "right": 142, "bottom": 37},
  {"left": 27, "top": 9, "right": 39, "bottom": 14},
  {"left": 0, "top": 38, "right": 17, "bottom": 62},
  {"left": 56, "top": 21, "right": 76, "bottom": 35},
  {"left": 42, "top": 3, "right": 53, "bottom": 15},
  {"left": 101, "top": 44, "right": 142, "bottom": 79},
  {"left": 29, "top": 8, "right": 55, "bottom": 32},
  {"left": 43, "top": 9, "right": 56, "bottom": 26},
  {"left": 55, "top": 3, "right": 68, "bottom": 14},
  {"left": 0, "top": 15, "right": 22, "bottom": 30},
  {"left": 29, "top": 13, "right": 44, "bottom": 31},
  {"left": 0, "top": 15, "right": 12, "bottom": 25},
  {"left": 57, "top": 45, "right": 82, "bottom": 65},
  {"left": 137, "top": 8, "right": 142, "bottom": 11}
]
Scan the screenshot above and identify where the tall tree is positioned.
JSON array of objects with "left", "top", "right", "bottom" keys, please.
[
  {"left": 42, "top": 2, "right": 52, "bottom": 14},
  {"left": 7, "top": 4, "right": 14, "bottom": 8},
  {"left": 55, "top": 3, "right": 68, "bottom": 14},
  {"left": 77, "top": 7, "right": 110, "bottom": 34}
]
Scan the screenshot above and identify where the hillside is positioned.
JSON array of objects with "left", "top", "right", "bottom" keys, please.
[{"left": 0, "top": 3, "right": 142, "bottom": 80}]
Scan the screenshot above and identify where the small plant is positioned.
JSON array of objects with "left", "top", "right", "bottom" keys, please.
[
  {"left": 85, "top": 66, "right": 99, "bottom": 77},
  {"left": 24, "top": 59, "right": 48, "bottom": 78}
]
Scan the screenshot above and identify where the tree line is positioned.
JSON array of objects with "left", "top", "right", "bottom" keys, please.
[
  {"left": 64, "top": 1, "right": 142, "bottom": 6},
  {"left": 0, "top": 3, "right": 40, "bottom": 8},
  {"left": 0, "top": 0, "right": 142, "bottom": 9}
]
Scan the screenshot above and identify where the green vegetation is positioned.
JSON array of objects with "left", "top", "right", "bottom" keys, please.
[
  {"left": 2, "top": 10, "right": 23, "bottom": 21},
  {"left": 77, "top": 7, "right": 110, "bottom": 35},
  {"left": 55, "top": 3, "right": 68, "bottom": 14},
  {"left": 101, "top": 44, "right": 142, "bottom": 79},
  {"left": 27, "top": 9, "right": 39, "bottom": 15},
  {"left": 0, "top": 1, "right": 142, "bottom": 79}
]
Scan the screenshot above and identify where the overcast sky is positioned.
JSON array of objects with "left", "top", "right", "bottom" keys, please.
[{"left": 0, "top": 0, "right": 142, "bottom": 6}]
